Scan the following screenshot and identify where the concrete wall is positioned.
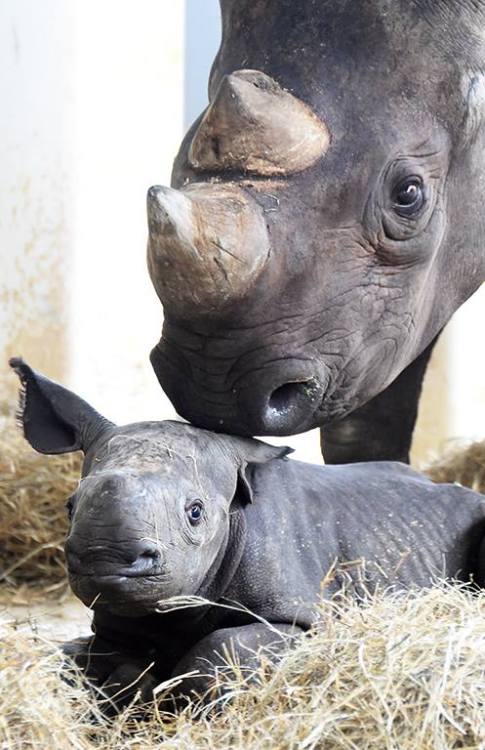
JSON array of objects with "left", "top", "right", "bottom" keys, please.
[
  {"left": 1, "top": 0, "right": 483, "bottom": 464},
  {"left": 0, "top": 0, "right": 184, "bottom": 424},
  {"left": 0, "top": 1, "right": 76, "bottom": 409},
  {"left": 412, "top": 286, "right": 485, "bottom": 464},
  {"left": 69, "top": 1, "right": 184, "bottom": 423},
  {"left": 184, "top": 0, "right": 221, "bottom": 128}
]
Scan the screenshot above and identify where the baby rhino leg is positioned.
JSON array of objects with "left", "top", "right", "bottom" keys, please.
[
  {"left": 62, "top": 636, "right": 159, "bottom": 713},
  {"left": 171, "top": 623, "right": 302, "bottom": 706}
]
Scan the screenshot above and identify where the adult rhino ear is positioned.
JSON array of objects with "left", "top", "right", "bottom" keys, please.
[
  {"left": 225, "top": 435, "right": 293, "bottom": 503},
  {"left": 9, "top": 358, "right": 114, "bottom": 455}
]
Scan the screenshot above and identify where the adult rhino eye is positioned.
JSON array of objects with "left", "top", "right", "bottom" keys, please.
[
  {"left": 392, "top": 177, "right": 425, "bottom": 216},
  {"left": 187, "top": 500, "right": 204, "bottom": 525}
]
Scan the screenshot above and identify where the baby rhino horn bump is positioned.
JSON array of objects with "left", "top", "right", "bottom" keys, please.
[
  {"left": 147, "top": 183, "right": 270, "bottom": 312},
  {"left": 189, "top": 69, "right": 330, "bottom": 175}
]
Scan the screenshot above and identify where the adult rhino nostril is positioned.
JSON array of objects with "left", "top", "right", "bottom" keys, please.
[
  {"left": 268, "top": 381, "right": 313, "bottom": 413},
  {"left": 268, "top": 379, "right": 322, "bottom": 414},
  {"left": 260, "top": 378, "right": 325, "bottom": 435}
]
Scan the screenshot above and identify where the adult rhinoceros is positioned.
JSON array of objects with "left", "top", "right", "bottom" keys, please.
[{"left": 147, "top": 0, "right": 485, "bottom": 463}]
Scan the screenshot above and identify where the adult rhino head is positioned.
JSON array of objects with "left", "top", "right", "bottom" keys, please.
[{"left": 147, "top": 0, "right": 485, "bottom": 463}]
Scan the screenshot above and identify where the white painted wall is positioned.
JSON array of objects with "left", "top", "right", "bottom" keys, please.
[
  {"left": 0, "top": 0, "right": 483, "bottom": 465},
  {"left": 0, "top": 0, "right": 184, "bottom": 426},
  {"left": 0, "top": 0, "right": 76, "bottom": 405},
  {"left": 69, "top": 1, "right": 184, "bottom": 424},
  {"left": 447, "top": 287, "right": 485, "bottom": 440},
  {"left": 184, "top": 0, "right": 222, "bottom": 128}
]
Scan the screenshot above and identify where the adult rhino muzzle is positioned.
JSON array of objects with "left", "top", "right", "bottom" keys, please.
[{"left": 152, "top": 329, "right": 330, "bottom": 436}]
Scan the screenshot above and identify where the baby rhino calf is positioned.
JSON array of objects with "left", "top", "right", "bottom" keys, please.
[{"left": 10, "top": 358, "right": 485, "bottom": 710}]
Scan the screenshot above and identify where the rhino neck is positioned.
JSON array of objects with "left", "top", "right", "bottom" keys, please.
[{"left": 196, "top": 503, "right": 248, "bottom": 604}]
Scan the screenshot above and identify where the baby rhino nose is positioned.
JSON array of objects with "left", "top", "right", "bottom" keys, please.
[
  {"left": 65, "top": 537, "right": 163, "bottom": 575},
  {"left": 126, "top": 540, "right": 162, "bottom": 574}
]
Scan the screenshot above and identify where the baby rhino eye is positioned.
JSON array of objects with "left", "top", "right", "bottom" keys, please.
[{"left": 186, "top": 500, "right": 204, "bottom": 525}]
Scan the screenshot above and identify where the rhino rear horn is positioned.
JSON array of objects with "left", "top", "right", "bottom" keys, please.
[
  {"left": 9, "top": 358, "right": 114, "bottom": 455},
  {"left": 189, "top": 69, "right": 330, "bottom": 175}
]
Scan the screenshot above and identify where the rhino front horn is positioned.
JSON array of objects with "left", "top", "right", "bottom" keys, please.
[
  {"left": 188, "top": 69, "right": 330, "bottom": 176},
  {"left": 147, "top": 184, "right": 270, "bottom": 313}
]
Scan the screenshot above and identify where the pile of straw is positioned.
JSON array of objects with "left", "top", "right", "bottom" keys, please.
[
  {"left": 2, "top": 584, "right": 485, "bottom": 749},
  {"left": 0, "top": 419, "right": 81, "bottom": 592},
  {"left": 426, "top": 440, "right": 485, "bottom": 494}
]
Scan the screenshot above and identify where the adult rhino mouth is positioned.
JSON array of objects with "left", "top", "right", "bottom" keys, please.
[{"left": 150, "top": 338, "right": 330, "bottom": 436}]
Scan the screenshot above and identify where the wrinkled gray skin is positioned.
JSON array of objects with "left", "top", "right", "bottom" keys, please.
[
  {"left": 148, "top": 0, "right": 485, "bottom": 463},
  {"left": 10, "top": 359, "right": 485, "bottom": 711}
]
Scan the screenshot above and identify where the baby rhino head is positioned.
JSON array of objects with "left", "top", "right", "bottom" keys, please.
[{"left": 10, "top": 359, "right": 290, "bottom": 617}]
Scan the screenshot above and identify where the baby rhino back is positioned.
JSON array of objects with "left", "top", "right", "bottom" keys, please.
[
  {"left": 329, "top": 463, "right": 485, "bottom": 590},
  {"left": 244, "top": 460, "right": 485, "bottom": 615}
]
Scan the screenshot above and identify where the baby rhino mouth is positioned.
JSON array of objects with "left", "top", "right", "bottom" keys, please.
[
  {"left": 65, "top": 537, "right": 168, "bottom": 615},
  {"left": 69, "top": 571, "right": 171, "bottom": 617},
  {"left": 65, "top": 538, "right": 164, "bottom": 577}
]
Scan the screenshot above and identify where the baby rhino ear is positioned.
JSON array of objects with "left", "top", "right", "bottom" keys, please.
[
  {"left": 226, "top": 435, "right": 293, "bottom": 503},
  {"left": 9, "top": 358, "right": 114, "bottom": 455}
]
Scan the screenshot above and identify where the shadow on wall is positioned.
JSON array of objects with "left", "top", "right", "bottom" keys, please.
[{"left": 184, "top": 0, "right": 222, "bottom": 129}]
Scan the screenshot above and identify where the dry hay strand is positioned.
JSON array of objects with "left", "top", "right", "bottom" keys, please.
[
  {"left": 425, "top": 440, "right": 485, "bottom": 494},
  {"left": 2, "top": 583, "right": 485, "bottom": 750},
  {"left": 0, "top": 418, "right": 81, "bottom": 592},
  {"left": 0, "top": 623, "right": 105, "bottom": 750}
]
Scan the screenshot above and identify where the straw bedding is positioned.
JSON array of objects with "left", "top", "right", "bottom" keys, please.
[
  {"left": 0, "top": 419, "right": 81, "bottom": 594},
  {"left": 2, "top": 585, "right": 485, "bottom": 749},
  {"left": 425, "top": 440, "right": 485, "bottom": 494}
]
